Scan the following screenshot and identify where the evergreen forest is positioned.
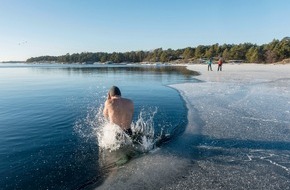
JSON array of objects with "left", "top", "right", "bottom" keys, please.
[{"left": 26, "top": 37, "right": 290, "bottom": 64}]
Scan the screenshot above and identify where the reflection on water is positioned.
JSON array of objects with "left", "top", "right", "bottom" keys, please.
[
  {"left": 0, "top": 63, "right": 198, "bottom": 77},
  {"left": 27, "top": 64, "right": 199, "bottom": 83}
]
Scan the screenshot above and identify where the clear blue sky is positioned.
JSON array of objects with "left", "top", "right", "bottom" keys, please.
[{"left": 0, "top": 0, "right": 290, "bottom": 61}]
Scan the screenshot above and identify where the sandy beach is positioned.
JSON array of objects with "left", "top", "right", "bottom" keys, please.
[{"left": 165, "top": 63, "right": 290, "bottom": 189}]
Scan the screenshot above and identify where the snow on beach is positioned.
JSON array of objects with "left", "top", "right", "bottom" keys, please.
[
  {"left": 187, "top": 63, "right": 290, "bottom": 83},
  {"left": 165, "top": 63, "right": 290, "bottom": 189},
  {"left": 172, "top": 63, "right": 290, "bottom": 140}
]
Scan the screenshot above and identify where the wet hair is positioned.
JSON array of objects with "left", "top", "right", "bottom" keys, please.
[{"left": 109, "top": 86, "right": 121, "bottom": 96}]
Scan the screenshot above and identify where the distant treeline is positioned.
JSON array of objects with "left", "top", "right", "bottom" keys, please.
[{"left": 26, "top": 37, "right": 290, "bottom": 64}]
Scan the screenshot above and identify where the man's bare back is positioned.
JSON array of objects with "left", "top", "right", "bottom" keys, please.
[{"left": 103, "top": 86, "right": 134, "bottom": 131}]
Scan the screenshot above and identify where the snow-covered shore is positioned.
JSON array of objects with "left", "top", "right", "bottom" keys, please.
[
  {"left": 165, "top": 63, "right": 290, "bottom": 189},
  {"left": 186, "top": 63, "right": 290, "bottom": 82}
]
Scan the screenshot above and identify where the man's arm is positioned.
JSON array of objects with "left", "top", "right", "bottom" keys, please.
[
  {"left": 103, "top": 93, "right": 111, "bottom": 119},
  {"left": 103, "top": 101, "right": 109, "bottom": 119}
]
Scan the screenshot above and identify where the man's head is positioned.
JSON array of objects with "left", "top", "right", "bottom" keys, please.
[{"left": 109, "top": 86, "right": 121, "bottom": 97}]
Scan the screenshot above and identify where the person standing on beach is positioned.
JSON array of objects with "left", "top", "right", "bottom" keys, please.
[
  {"left": 217, "top": 57, "right": 223, "bottom": 71},
  {"left": 103, "top": 86, "right": 134, "bottom": 136},
  {"left": 207, "top": 57, "right": 213, "bottom": 71}
]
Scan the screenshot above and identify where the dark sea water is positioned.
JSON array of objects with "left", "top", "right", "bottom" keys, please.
[{"left": 0, "top": 63, "right": 199, "bottom": 190}]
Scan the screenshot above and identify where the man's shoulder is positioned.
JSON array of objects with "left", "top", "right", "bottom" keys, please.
[
  {"left": 109, "top": 97, "right": 132, "bottom": 104},
  {"left": 121, "top": 98, "right": 133, "bottom": 105},
  {"left": 124, "top": 97, "right": 133, "bottom": 102}
]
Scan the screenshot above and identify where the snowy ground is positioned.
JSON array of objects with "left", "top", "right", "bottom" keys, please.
[{"left": 166, "top": 63, "right": 290, "bottom": 190}]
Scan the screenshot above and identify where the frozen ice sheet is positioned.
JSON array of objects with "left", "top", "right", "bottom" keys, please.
[{"left": 168, "top": 64, "right": 290, "bottom": 189}]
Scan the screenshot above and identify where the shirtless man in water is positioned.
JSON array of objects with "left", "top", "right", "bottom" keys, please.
[{"left": 103, "top": 86, "right": 134, "bottom": 136}]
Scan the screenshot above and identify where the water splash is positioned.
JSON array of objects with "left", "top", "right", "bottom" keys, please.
[
  {"left": 74, "top": 103, "right": 159, "bottom": 152},
  {"left": 97, "top": 123, "right": 133, "bottom": 151}
]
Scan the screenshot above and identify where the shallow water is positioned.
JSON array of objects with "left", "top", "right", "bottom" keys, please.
[{"left": 0, "top": 63, "right": 198, "bottom": 190}]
